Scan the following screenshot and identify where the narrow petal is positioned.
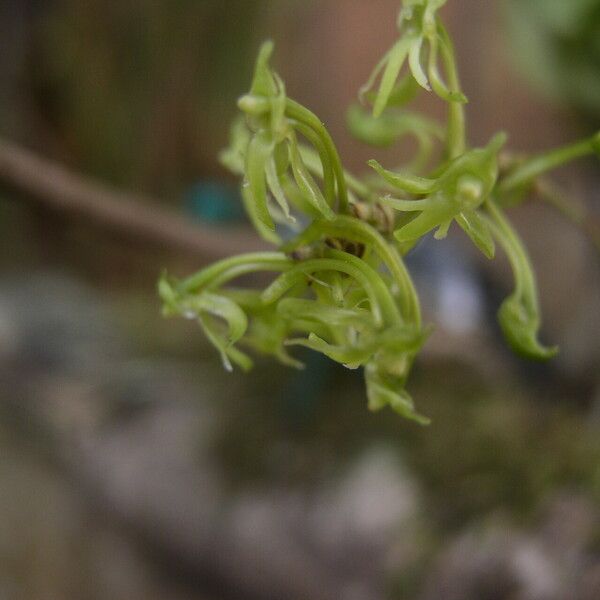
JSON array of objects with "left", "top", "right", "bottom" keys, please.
[
  {"left": 394, "top": 203, "right": 456, "bottom": 241},
  {"left": 366, "top": 370, "right": 430, "bottom": 425},
  {"left": 286, "top": 333, "right": 373, "bottom": 368},
  {"left": 408, "top": 36, "right": 431, "bottom": 91},
  {"left": 427, "top": 35, "right": 467, "bottom": 104},
  {"left": 250, "top": 40, "right": 277, "bottom": 97},
  {"left": 368, "top": 159, "right": 437, "bottom": 194},
  {"left": 373, "top": 37, "right": 413, "bottom": 117},
  {"left": 265, "top": 154, "right": 295, "bottom": 222},
  {"left": 498, "top": 296, "right": 558, "bottom": 361},
  {"left": 289, "top": 134, "right": 335, "bottom": 220},
  {"left": 456, "top": 210, "right": 495, "bottom": 259},
  {"left": 246, "top": 131, "right": 276, "bottom": 230},
  {"left": 434, "top": 219, "right": 452, "bottom": 239}
]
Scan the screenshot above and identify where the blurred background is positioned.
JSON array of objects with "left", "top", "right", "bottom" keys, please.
[{"left": 0, "top": 1, "right": 599, "bottom": 599}]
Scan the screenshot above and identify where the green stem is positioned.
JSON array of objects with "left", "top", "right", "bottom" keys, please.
[
  {"left": 484, "top": 200, "right": 535, "bottom": 310},
  {"left": 499, "top": 133, "right": 600, "bottom": 194},
  {"left": 179, "top": 252, "right": 292, "bottom": 294},
  {"left": 438, "top": 22, "right": 466, "bottom": 158},
  {"left": 484, "top": 199, "right": 557, "bottom": 359}
]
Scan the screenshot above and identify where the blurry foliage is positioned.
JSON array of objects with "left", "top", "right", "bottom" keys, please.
[{"left": 506, "top": 0, "right": 600, "bottom": 125}]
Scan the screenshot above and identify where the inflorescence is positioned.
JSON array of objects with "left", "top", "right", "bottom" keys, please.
[{"left": 160, "top": 0, "right": 600, "bottom": 424}]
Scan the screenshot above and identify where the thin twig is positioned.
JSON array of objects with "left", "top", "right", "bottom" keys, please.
[{"left": 0, "top": 137, "right": 264, "bottom": 261}]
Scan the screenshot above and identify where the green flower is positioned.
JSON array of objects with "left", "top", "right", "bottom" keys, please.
[
  {"left": 484, "top": 200, "right": 558, "bottom": 360},
  {"left": 366, "top": 362, "right": 430, "bottom": 425},
  {"left": 361, "top": 0, "right": 466, "bottom": 117},
  {"left": 160, "top": 4, "right": 598, "bottom": 424},
  {"left": 497, "top": 295, "right": 557, "bottom": 361},
  {"left": 372, "top": 133, "right": 507, "bottom": 259},
  {"left": 222, "top": 40, "right": 349, "bottom": 238},
  {"left": 261, "top": 249, "right": 403, "bottom": 328},
  {"left": 158, "top": 274, "right": 252, "bottom": 371},
  {"left": 281, "top": 215, "right": 421, "bottom": 326}
]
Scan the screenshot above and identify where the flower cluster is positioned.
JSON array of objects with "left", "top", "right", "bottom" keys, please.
[{"left": 160, "top": 0, "right": 599, "bottom": 423}]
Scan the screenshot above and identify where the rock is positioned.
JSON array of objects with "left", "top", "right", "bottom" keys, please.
[{"left": 421, "top": 494, "right": 600, "bottom": 600}]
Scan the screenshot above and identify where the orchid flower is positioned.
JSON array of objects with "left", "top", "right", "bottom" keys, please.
[
  {"left": 372, "top": 133, "right": 507, "bottom": 259},
  {"left": 160, "top": 2, "right": 599, "bottom": 424},
  {"left": 159, "top": 275, "right": 252, "bottom": 371},
  {"left": 360, "top": 0, "right": 466, "bottom": 118},
  {"left": 281, "top": 215, "right": 421, "bottom": 325},
  {"left": 221, "top": 40, "right": 349, "bottom": 239},
  {"left": 484, "top": 201, "right": 558, "bottom": 360}
]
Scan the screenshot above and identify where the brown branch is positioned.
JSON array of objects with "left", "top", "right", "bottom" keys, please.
[{"left": 0, "top": 137, "right": 265, "bottom": 261}]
